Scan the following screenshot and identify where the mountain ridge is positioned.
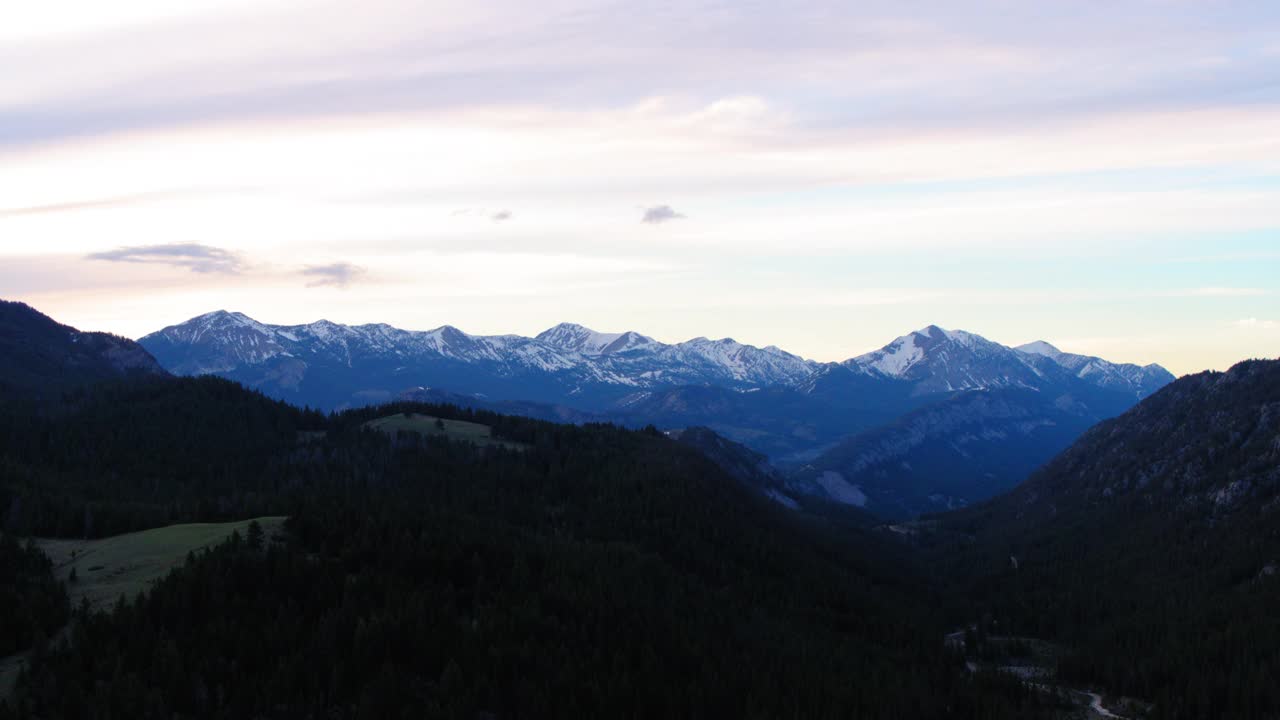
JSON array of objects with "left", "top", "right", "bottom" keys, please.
[
  {"left": 0, "top": 300, "right": 166, "bottom": 401},
  {"left": 141, "top": 311, "right": 1174, "bottom": 404},
  {"left": 138, "top": 311, "right": 1176, "bottom": 503}
]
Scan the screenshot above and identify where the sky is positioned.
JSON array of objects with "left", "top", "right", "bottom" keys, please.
[{"left": 2, "top": 0, "right": 1278, "bottom": 375}]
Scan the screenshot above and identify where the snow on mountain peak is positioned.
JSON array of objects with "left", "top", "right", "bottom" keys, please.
[
  {"left": 915, "top": 325, "right": 981, "bottom": 346},
  {"left": 854, "top": 325, "right": 987, "bottom": 379},
  {"left": 1013, "top": 341, "right": 1174, "bottom": 397},
  {"left": 304, "top": 319, "right": 350, "bottom": 340},
  {"left": 1015, "top": 340, "right": 1062, "bottom": 358},
  {"left": 538, "top": 322, "right": 596, "bottom": 338},
  {"left": 144, "top": 311, "right": 1173, "bottom": 405},
  {"left": 599, "top": 330, "right": 657, "bottom": 354},
  {"left": 194, "top": 310, "right": 264, "bottom": 330},
  {"left": 536, "top": 322, "right": 626, "bottom": 354}
]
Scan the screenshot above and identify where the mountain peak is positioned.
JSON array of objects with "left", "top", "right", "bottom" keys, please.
[
  {"left": 540, "top": 321, "right": 596, "bottom": 336},
  {"left": 158, "top": 310, "right": 273, "bottom": 342},
  {"left": 1013, "top": 340, "right": 1174, "bottom": 397},
  {"left": 426, "top": 324, "right": 473, "bottom": 341},
  {"left": 1016, "top": 340, "right": 1062, "bottom": 357},
  {"left": 195, "top": 309, "right": 246, "bottom": 323},
  {"left": 849, "top": 326, "right": 1036, "bottom": 391},
  {"left": 914, "top": 325, "right": 981, "bottom": 345},
  {"left": 536, "top": 322, "right": 627, "bottom": 354},
  {"left": 855, "top": 326, "right": 985, "bottom": 377}
]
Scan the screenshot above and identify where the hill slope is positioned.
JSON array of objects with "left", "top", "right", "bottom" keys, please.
[
  {"left": 0, "top": 300, "right": 163, "bottom": 401},
  {"left": 1, "top": 388, "right": 1048, "bottom": 718},
  {"left": 0, "top": 304, "right": 1075, "bottom": 717},
  {"left": 791, "top": 388, "right": 1105, "bottom": 518},
  {"left": 932, "top": 358, "right": 1280, "bottom": 717}
]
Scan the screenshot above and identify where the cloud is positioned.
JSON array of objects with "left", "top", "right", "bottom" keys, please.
[
  {"left": 641, "top": 205, "right": 685, "bottom": 224},
  {"left": 450, "top": 208, "right": 513, "bottom": 222},
  {"left": 86, "top": 243, "right": 244, "bottom": 274},
  {"left": 0, "top": 192, "right": 171, "bottom": 218},
  {"left": 302, "top": 262, "right": 366, "bottom": 288},
  {"left": 7, "top": 0, "right": 1280, "bottom": 150},
  {"left": 1177, "top": 287, "right": 1270, "bottom": 298},
  {"left": 0, "top": 189, "right": 247, "bottom": 218},
  {"left": 1232, "top": 318, "right": 1279, "bottom": 330}
]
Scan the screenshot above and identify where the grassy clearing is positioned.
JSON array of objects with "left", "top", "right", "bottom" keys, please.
[
  {"left": 38, "top": 517, "right": 287, "bottom": 611},
  {"left": 365, "top": 413, "right": 528, "bottom": 450},
  {"left": 1, "top": 518, "right": 287, "bottom": 698}
]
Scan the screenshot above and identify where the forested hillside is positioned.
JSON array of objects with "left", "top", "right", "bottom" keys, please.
[
  {"left": 0, "top": 535, "right": 68, "bottom": 658},
  {"left": 0, "top": 373, "right": 1053, "bottom": 718},
  {"left": 928, "top": 359, "right": 1280, "bottom": 718},
  {"left": 0, "top": 376, "right": 325, "bottom": 537},
  {"left": 5, "top": 301, "right": 1268, "bottom": 718},
  {"left": 0, "top": 301, "right": 162, "bottom": 403}
]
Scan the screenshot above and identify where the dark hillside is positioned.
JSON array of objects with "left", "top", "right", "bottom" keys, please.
[
  {"left": 928, "top": 359, "right": 1280, "bottom": 718},
  {"left": 0, "top": 300, "right": 163, "bottom": 403}
]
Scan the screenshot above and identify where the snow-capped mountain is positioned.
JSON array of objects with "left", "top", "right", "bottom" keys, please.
[
  {"left": 535, "top": 322, "right": 655, "bottom": 355},
  {"left": 139, "top": 314, "right": 1175, "bottom": 479},
  {"left": 1014, "top": 339, "right": 1171, "bottom": 398},
  {"left": 784, "top": 326, "right": 1178, "bottom": 513},
  {"left": 836, "top": 325, "right": 1174, "bottom": 400},
  {"left": 140, "top": 311, "right": 821, "bottom": 410},
  {"left": 847, "top": 325, "right": 1046, "bottom": 392}
]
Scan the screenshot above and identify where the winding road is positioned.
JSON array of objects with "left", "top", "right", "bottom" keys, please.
[
  {"left": 1081, "top": 690, "right": 1127, "bottom": 719},
  {"left": 944, "top": 628, "right": 1130, "bottom": 718}
]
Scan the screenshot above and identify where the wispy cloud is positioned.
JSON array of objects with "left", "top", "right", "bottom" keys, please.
[
  {"left": 0, "top": 189, "right": 247, "bottom": 218},
  {"left": 6, "top": 1, "right": 1280, "bottom": 148},
  {"left": 641, "top": 205, "right": 685, "bottom": 224},
  {"left": 7, "top": 1, "right": 1280, "bottom": 377},
  {"left": 1174, "top": 287, "right": 1270, "bottom": 298},
  {"left": 302, "top": 262, "right": 366, "bottom": 288},
  {"left": 1232, "top": 318, "right": 1279, "bottom": 330},
  {"left": 86, "top": 243, "right": 244, "bottom": 274},
  {"left": 451, "top": 208, "right": 513, "bottom": 222},
  {"left": 0, "top": 192, "right": 175, "bottom": 218}
]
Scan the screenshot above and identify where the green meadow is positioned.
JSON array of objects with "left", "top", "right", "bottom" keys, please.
[
  {"left": 39, "top": 517, "right": 288, "bottom": 611},
  {"left": 365, "top": 412, "right": 528, "bottom": 450}
]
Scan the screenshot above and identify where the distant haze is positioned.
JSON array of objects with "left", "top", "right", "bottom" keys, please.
[{"left": 2, "top": 0, "right": 1278, "bottom": 375}]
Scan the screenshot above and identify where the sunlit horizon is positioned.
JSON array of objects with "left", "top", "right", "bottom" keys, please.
[{"left": 3, "top": 0, "right": 1278, "bottom": 376}]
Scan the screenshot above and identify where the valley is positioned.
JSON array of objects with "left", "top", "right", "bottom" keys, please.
[
  {"left": 7, "top": 2, "right": 1278, "bottom": 716},
  {"left": 945, "top": 628, "right": 1148, "bottom": 719},
  {"left": 1, "top": 299, "right": 1276, "bottom": 719}
]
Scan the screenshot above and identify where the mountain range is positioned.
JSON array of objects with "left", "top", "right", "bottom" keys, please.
[
  {"left": 141, "top": 313, "right": 1170, "bottom": 411},
  {"left": 137, "top": 311, "right": 1175, "bottom": 515},
  {"left": 4, "top": 298, "right": 1279, "bottom": 716}
]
